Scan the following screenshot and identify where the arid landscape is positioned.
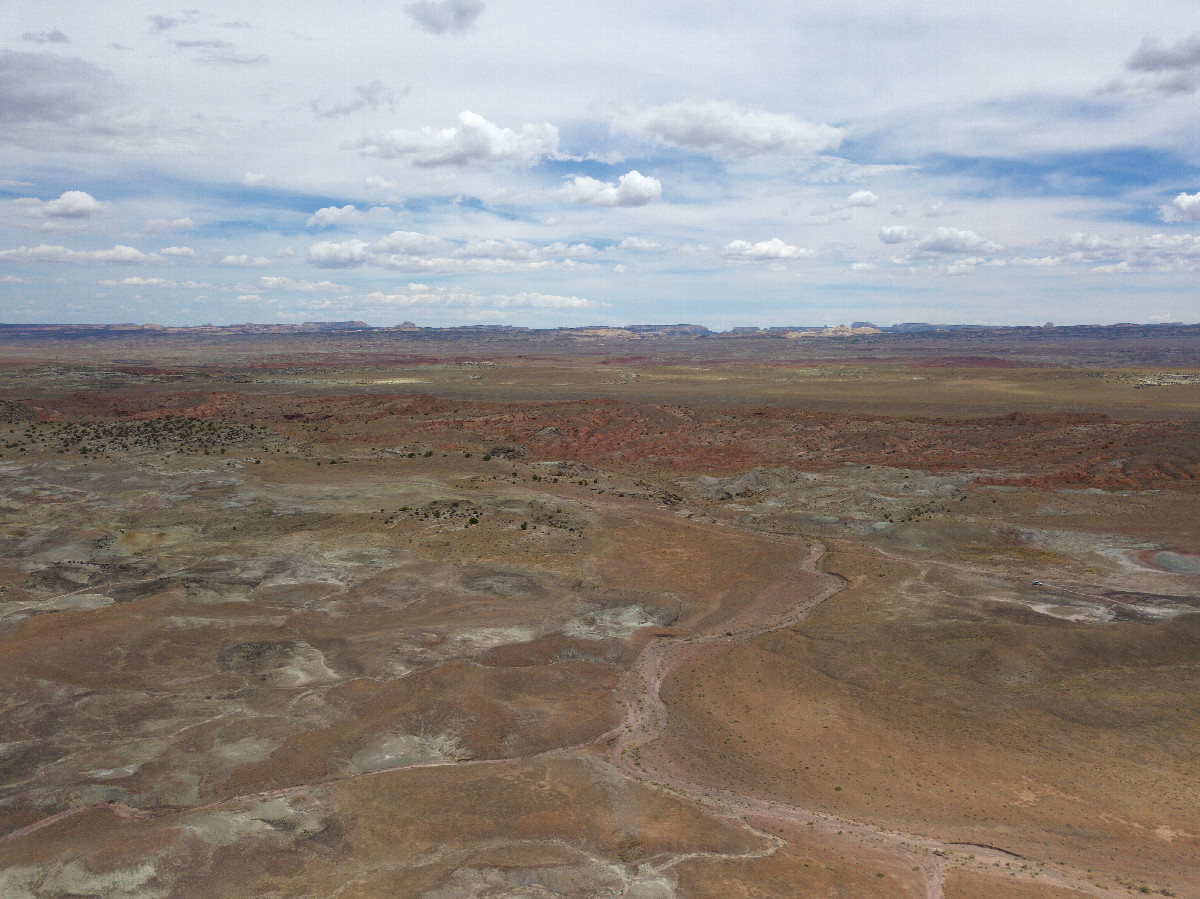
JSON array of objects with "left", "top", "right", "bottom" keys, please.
[{"left": 1, "top": 324, "right": 1198, "bottom": 898}]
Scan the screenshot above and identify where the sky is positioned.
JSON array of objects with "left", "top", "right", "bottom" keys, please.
[{"left": 2, "top": 1, "right": 1199, "bottom": 328}]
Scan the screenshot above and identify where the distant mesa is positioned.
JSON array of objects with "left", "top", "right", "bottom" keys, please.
[
  {"left": 783, "top": 324, "right": 882, "bottom": 338},
  {"left": 0, "top": 321, "right": 1197, "bottom": 341},
  {"left": 297, "top": 321, "right": 371, "bottom": 331}
]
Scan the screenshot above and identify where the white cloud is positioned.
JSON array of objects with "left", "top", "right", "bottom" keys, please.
[
  {"left": 721, "top": 238, "right": 813, "bottom": 262},
  {"left": 914, "top": 227, "right": 1004, "bottom": 255},
  {"left": 949, "top": 230, "right": 1200, "bottom": 274},
  {"left": 307, "top": 230, "right": 599, "bottom": 273},
  {"left": 258, "top": 276, "right": 351, "bottom": 293},
  {"left": 146, "top": 216, "right": 194, "bottom": 232},
  {"left": 376, "top": 230, "right": 453, "bottom": 255},
  {"left": 618, "top": 237, "right": 662, "bottom": 251},
  {"left": 350, "top": 110, "right": 558, "bottom": 167},
  {"left": 0, "top": 244, "right": 152, "bottom": 264},
  {"left": 404, "top": 0, "right": 485, "bottom": 35},
  {"left": 100, "top": 276, "right": 174, "bottom": 287},
  {"left": 452, "top": 238, "right": 539, "bottom": 260},
  {"left": 307, "top": 239, "right": 371, "bottom": 268},
  {"left": 944, "top": 256, "right": 1004, "bottom": 275},
  {"left": 13, "top": 190, "right": 105, "bottom": 218},
  {"left": 361, "top": 286, "right": 599, "bottom": 310},
  {"left": 613, "top": 100, "right": 843, "bottom": 159},
  {"left": 879, "top": 226, "right": 913, "bottom": 244},
  {"left": 1012, "top": 256, "right": 1064, "bottom": 266},
  {"left": 160, "top": 246, "right": 198, "bottom": 257},
  {"left": 0, "top": 274, "right": 25, "bottom": 283},
  {"left": 306, "top": 204, "right": 365, "bottom": 226},
  {"left": 850, "top": 262, "right": 877, "bottom": 272},
  {"left": 847, "top": 189, "right": 879, "bottom": 207},
  {"left": 1086, "top": 232, "right": 1200, "bottom": 272},
  {"left": 542, "top": 241, "right": 599, "bottom": 257},
  {"left": 241, "top": 172, "right": 266, "bottom": 187},
  {"left": 1160, "top": 191, "right": 1200, "bottom": 223},
  {"left": 558, "top": 170, "right": 662, "bottom": 207},
  {"left": 220, "top": 254, "right": 270, "bottom": 267},
  {"left": 363, "top": 175, "right": 399, "bottom": 191}
]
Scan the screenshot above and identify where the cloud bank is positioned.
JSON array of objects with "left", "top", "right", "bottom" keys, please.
[
  {"left": 613, "top": 100, "right": 844, "bottom": 159},
  {"left": 350, "top": 111, "right": 558, "bottom": 167}
]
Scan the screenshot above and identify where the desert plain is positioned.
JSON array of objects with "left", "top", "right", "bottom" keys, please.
[{"left": 0, "top": 324, "right": 1197, "bottom": 898}]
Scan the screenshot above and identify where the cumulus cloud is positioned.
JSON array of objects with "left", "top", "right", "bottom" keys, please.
[
  {"left": 914, "top": 227, "right": 1004, "bottom": 255},
  {"left": 847, "top": 189, "right": 878, "bottom": 207},
  {"left": 241, "top": 172, "right": 266, "bottom": 187},
  {"left": 1160, "top": 191, "right": 1200, "bottom": 223},
  {"left": 558, "top": 170, "right": 662, "bottom": 207},
  {"left": 349, "top": 110, "right": 558, "bottom": 167},
  {"left": 12, "top": 190, "right": 105, "bottom": 219},
  {"left": 618, "top": 237, "right": 662, "bottom": 250},
  {"left": 307, "top": 239, "right": 371, "bottom": 268},
  {"left": 721, "top": 238, "right": 813, "bottom": 262},
  {"left": 160, "top": 246, "right": 197, "bottom": 257},
  {"left": 879, "top": 225, "right": 913, "bottom": 244},
  {"left": 21, "top": 31, "right": 70, "bottom": 44},
  {"left": 307, "top": 204, "right": 365, "bottom": 226},
  {"left": 307, "top": 230, "right": 598, "bottom": 273},
  {"left": 219, "top": 254, "right": 270, "bottom": 267},
  {"left": 1105, "top": 32, "right": 1200, "bottom": 95},
  {"left": 0, "top": 244, "right": 152, "bottom": 264},
  {"left": 541, "top": 241, "right": 598, "bottom": 258},
  {"left": 850, "top": 262, "right": 877, "bottom": 272},
  {"left": 404, "top": 0, "right": 484, "bottom": 34},
  {"left": 375, "top": 230, "right": 453, "bottom": 255},
  {"left": 612, "top": 100, "right": 844, "bottom": 159}
]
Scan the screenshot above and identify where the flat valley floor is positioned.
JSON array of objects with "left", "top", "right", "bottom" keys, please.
[{"left": 0, "top": 330, "right": 1198, "bottom": 898}]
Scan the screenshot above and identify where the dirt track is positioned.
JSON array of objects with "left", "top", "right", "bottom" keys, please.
[{"left": 606, "top": 527, "right": 1127, "bottom": 899}]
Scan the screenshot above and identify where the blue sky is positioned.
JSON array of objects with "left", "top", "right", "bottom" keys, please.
[{"left": 2, "top": 0, "right": 1199, "bottom": 327}]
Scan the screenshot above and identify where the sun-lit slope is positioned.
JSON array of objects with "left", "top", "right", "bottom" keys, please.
[{"left": 650, "top": 543, "right": 1200, "bottom": 896}]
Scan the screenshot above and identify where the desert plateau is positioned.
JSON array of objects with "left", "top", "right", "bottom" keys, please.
[{"left": 0, "top": 324, "right": 1196, "bottom": 897}]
